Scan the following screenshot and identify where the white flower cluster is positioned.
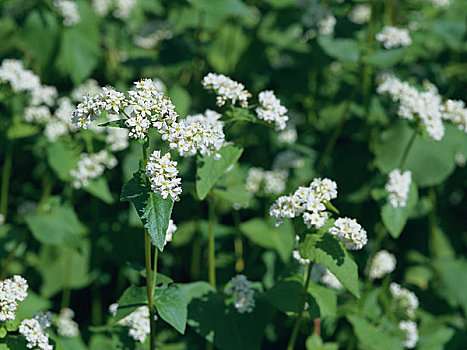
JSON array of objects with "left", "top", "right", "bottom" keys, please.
[
  {"left": 0, "top": 275, "right": 28, "bottom": 321},
  {"left": 399, "top": 320, "right": 419, "bottom": 349},
  {"left": 164, "top": 219, "right": 177, "bottom": 246},
  {"left": 428, "top": 0, "right": 451, "bottom": 8},
  {"left": 133, "top": 24, "right": 173, "bottom": 49},
  {"left": 202, "top": 73, "right": 251, "bottom": 108},
  {"left": 108, "top": 303, "right": 118, "bottom": 316},
  {"left": 119, "top": 306, "right": 151, "bottom": 343},
  {"left": 329, "top": 217, "right": 368, "bottom": 250},
  {"left": 0, "top": 59, "right": 40, "bottom": 92},
  {"left": 54, "top": 0, "right": 81, "bottom": 26},
  {"left": 376, "top": 26, "right": 412, "bottom": 49},
  {"left": 369, "top": 250, "right": 396, "bottom": 279},
  {"left": 92, "top": 0, "right": 137, "bottom": 19},
  {"left": 19, "top": 311, "right": 53, "bottom": 350},
  {"left": 385, "top": 169, "right": 412, "bottom": 208},
  {"left": 278, "top": 127, "right": 297, "bottom": 143},
  {"left": 348, "top": 4, "right": 371, "bottom": 24},
  {"left": 256, "top": 90, "right": 289, "bottom": 131},
  {"left": 269, "top": 178, "right": 337, "bottom": 228},
  {"left": 226, "top": 275, "right": 255, "bottom": 314},
  {"left": 245, "top": 167, "right": 288, "bottom": 196},
  {"left": 321, "top": 269, "right": 342, "bottom": 289},
  {"left": 300, "top": 0, "right": 336, "bottom": 36},
  {"left": 318, "top": 15, "right": 336, "bottom": 35},
  {"left": 390, "top": 282, "right": 419, "bottom": 319},
  {"left": 106, "top": 124, "right": 130, "bottom": 152},
  {"left": 377, "top": 75, "right": 445, "bottom": 140},
  {"left": 443, "top": 99, "right": 467, "bottom": 133},
  {"left": 163, "top": 110, "right": 226, "bottom": 157},
  {"left": 70, "top": 150, "right": 117, "bottom": 189},
  {"left": 273, "top": 150, "right": 304, "bottom": 171},
  {"left": 57, "top": 308, "right": 79, "bottom": 337},
  {"left": 145, "top": 150, "right": 182, "bottom": 201}
]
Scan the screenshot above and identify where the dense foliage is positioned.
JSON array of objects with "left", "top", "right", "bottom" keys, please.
[{"left": 0, "top": 0, "right": 466, "bottom": 349}]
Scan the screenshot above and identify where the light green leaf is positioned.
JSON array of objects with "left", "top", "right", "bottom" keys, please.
[
  {"left": 317, "top": 36, "right": 360, "bottom": 63},
  {"left": 15, "top": 292, "right": 52, "bottom": 320},
  {"left": 299, "top": 233, "right": 360, "bottom": 297},
  {"left": 347, "top": 315, "right": 403, "bottom": 350},
  {"left": 121, "top": 171, "right": 174, "bottom": 251},
  {"left": 7, "top": 123, "right": 39, "bottom": 139},
  {"left": 188, "top": 0, "right": 252, "bottom": 18},
  {"left": 306, "top": 334, "right": 338, "bottom": 350},
  {"left": 85, "top": 177, "right": 115, "bottom": 204},
  {"left": 432, "top": 258, "right": 467, "bottom": 315},
  {"left": 168, "top": 85, "right": 191, "bottom": 117},
  {"left": 239, "top": 218, "right": 294, "bottom": 262},
  {"left": 153, "top": 285, "right": 187, "bottom": 334},
  {"left": 363, "top": 48, "right": 405, "bottom": 67},
  {"left": 196, "top": 145, "right": 243, "bottom": 200},
  {"left": 307, "top": 282, "right": 337, "bottom": 318},
  {"left": 47, "top": 140, "right": 79, "bottom": 182}
]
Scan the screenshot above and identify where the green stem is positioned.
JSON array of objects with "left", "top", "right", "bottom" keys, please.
[
  {"left": 1, "top": 140, "right": 13, "bottom": 219},
  {"left": 0, "top": 230, "right": 26, "bottom": 279},
  {"left": 286, "top": 264, "right": 313, "bottom": 350},
  {"left": 151, "top": 248, "right": 159, "bottom": 299},
  {"left": 232, "top": 211, "right": 244, "bottom": 272},
  {"left": 145, "top": 229, "right": 156, "bottom": 350},
  {"left": 208, "top": 199, "right": 216, "bottom": 288},
  {"left": 398, "top": 130, "right": 417, "bottom": 170}
]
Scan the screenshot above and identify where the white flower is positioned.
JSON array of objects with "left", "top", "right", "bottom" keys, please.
[
  {"left": 399, "top": 320, "right": 419, "bottom": 349},
  {"left": 278, "top": 127, "right": 297, "bottom": 143},
  {"left": 119, "top": 306, "right": 151, "bottom": 343},
  {"left": 376, "top": 26, "right": 412, "bottom": 49},
  {"left": 0, "top": 59, "right": 41, "bottom": 92},
  {"left": 202, "top": 73, "right": 251, "bottom": 108},
  {"left": 245, "top": 167, "right": 288, "bottom": 196},
  {"left": 256, "top": 90, "right": 288, "bottom": 131},
  {"left": 133, "top": 24, "right": 173, "bottom": 49},
  {"left": 109, "top": 303, "right": 118, "bottom": 316},
  {"left": 57, "top": 308, "right": 79, "bottom": 337},
  {"left": 54, "top": 0, "right": 81, "bottom": 26},
  {"left": 329, "top": 217, "right": 368, "bottom": 250},
  {"left": 145, "top": 150, "right": 182, "bottom": 201},
  {"left": 19, "top": 312, "right": 53, "bottom": 350},
  {"left": 0, "top": 275, "right": 29, "bottom": 322},
  {"left": 428, "top": 0, "right": 450, "bottom": 8},
  {"left": 348, "top": 4, "right": 371, "bottom": 24},
  {"left": 385, "top": 169, "right": 412, "bottom": 208},
  {"left": 30, "top": 85, "right": 58, "bottom": 107},
  {"left": 70, "top": 150, "right": 117, "bottom": 188},
  {"left": 321, "top": 269, "right": 342, "bottom": 289},
  {"left": 71, "top": 79, "right": 103, "bottom": 101},
  {"left": 164, "top": 219, "right": 177, "bottom": 246},
  {"left": 226, "top": 275, "right": 255, "bottom": 313},
  {"left": 390, "top": 282, "right": 419, "bottom": 319},
  {"left": 273, "top": 150, "right": 304, "bottom": 170},
  {"left": 369, "top": 250, "right": 396, "bottom": 279},
  {"left": 24, "top": 106, "right": 52, "bottom": 124},
  {"left": 318, "top": 15, "right": 336, "bottom": 35},
  {"left": 442, "top": 99, "right": 467, "bottom": 133},
  {"left": 113, "top": 0, "right": 137, "bottom": 19}
]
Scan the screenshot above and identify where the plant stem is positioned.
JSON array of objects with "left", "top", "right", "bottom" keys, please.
[
  {"left": 232, "top": 211, "right": 244, "bottom": 272},
  {"left": 1, "top": 140, "right": 13, "bottom": 220},
  {"left": 398, "top": 130, "right": 417, "bottom": 170},
  {"left": 286, "top": 264, "right": 313, "bottom": 350},
  {"left": 145, "top": 229, "right": 156, "bottom": 350},
  {"left": 208, "top": 198, "right": 216, "bottom": 288},
  {"left": 151, "top": 248, "right": 159, "bottom": 299},
  {"left": 0, "top": 230, "right": 26, "bottom": 279}
]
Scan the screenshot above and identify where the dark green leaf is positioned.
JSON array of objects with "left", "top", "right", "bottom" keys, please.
[
  {"left": 153, "top": 285, "right": 187, "bottom": 334},
  {"left": 114, "top": 286, "right": 147, "bottom": 322},
  {"left": 363, "top": 48, "right": 405, "bottom": 67}
]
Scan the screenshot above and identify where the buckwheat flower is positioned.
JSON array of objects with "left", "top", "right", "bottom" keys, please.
[
  {"left": 31, "top": 85, "right": 58, "bottom": 107},
  {"left": 71, "top": 79, "right": 103, "bottom": 101},
  {"left": 0, "top": 59, "right": 41, "bottom": 92},
  {"left": 245, "top": 168, "right": 264, "bottom": 193},
  {"left": 24, "top": 106, "right": 52, "bottom": 124},
  {"left": 102, "top": 87, "right": 127, "bottom": 113},
  {"left": 273, "top": 150, "right": 304, "bottom": 170},
  {"left": 455, "top": 152, "right": 466, "bottom": 167},
  {"left": 369, "top": 250, "right": 397, "bottom": 279},
  {"left": 164, "top": 219, "right": 177, "bottom": 246},
  {"left": 329, "top": 217, "right": 368, "bottom": 250},
  {"left": 309, "top": 178, "right": 338, "bottom": 202},
  {"left": 348, "top": 4, "right": 371, "bottom": 24},
  {"left": 376, "top": 26, "right": 412, "bottom": 49},
  {"left": 256, "top": 90, "right": 289, "bottom": 131},
  {"left": 321, "top": 269, "right": 342, "bottom": 289},
  {"left": 106, "top": 126, "right": 129, "bottom": 152},
  {"left": 113, "top": 0, "right": 137, "bottom": 19},
  {"left": 385, "top": 169, "right": 412, "bottom": 208},
  {"left": 71, "top": 93, "right": 105, "bottom": 129},
  {"left": 108, "top": 303, "right": 118, "bottom": 316},
  {"left": 318, "top": 15, "right": 336, "bottom": 35},
  {"left": 0, "top": 275, "right": 29, "bottom": 322},
  {"left": 44, "top": 119, "right": 68, "bottom": 142},
  {"left": 19, "top": 312, "right": 53, "bottom": 350},
  {"left": 390, "top": 282, "right": 419, "bottom": 319},
  {"left": 428, "top": 0, "right": 450, "bottom": 7},
  {"left": 278, "top": 127, "right": 297, "bottom": 143},
  {"left": 442, "top": 99, "right": 467, "bottom": 133},
  {"left": 145, "top": 150, "right": 182, "bottom": 201},
  {"left": 70, "top": 150, "right": 117, "bottom": 188},
  {"left": 133, "top": 24, "right": 173, "bottom": 50},
  {"left": 269, "top": 195, "right": 300, "bottom": 226},
  {"left": 119, "top": 306, "right": 151, "bottom": 343},
  {"left": 57, "top": 308, "right": 79, "bottom": 337},
  {"left": 246, "top": 168, "right": 288, "bottom": 196},
  {"left": 303, "top": 211, "right": 328, "bottom": 229},
  {"left": 202, "top": 73, "right": 251, "bottom": 108},
  {"left": 54, "top": 0, "right": 80, "bottom": 26},
  {"left": 399, "top": 320, "right": 418, "bottom": 349},
  {"left": 92, "top": 0, "right": 112, "bottom": 16},
  {"left": 226, "top": 275, "right": 255, "bottom": 314}
]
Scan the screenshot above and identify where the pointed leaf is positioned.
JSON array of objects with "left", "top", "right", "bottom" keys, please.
[
  {"left": 153, "top": 285, "right": 187, "bottom": 334},
  {"left": 114, "top": 286, "right": 147, "bottom": 322}
]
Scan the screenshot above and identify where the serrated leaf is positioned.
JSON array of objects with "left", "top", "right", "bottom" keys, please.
[
  {"left": 153, "top": 285, "right": 187, "bottom": 334},
  {"left": 196, "top": 145, "right": 243, "bottom": 200},
  {"left": 381, "top": 182, "right": 418, "bottom": 238},
  {"left": 299, "top": 233, "right": 360, "bottom": 297},
  {"left": 121, "top": 171, "right": 174, "bottom": 251},
  {"left": 114, "top": 286, "right": 147, "bottom": 322}
]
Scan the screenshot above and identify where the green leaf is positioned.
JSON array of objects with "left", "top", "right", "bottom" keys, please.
[
  {"left": 114, "top": 286, "right": 147, "bottom": 322},
  {"left": 431, "top": 20, "right": 466, "bottom": 50},
  {"left": 347, "top": 315, "right": 403, "bottom": 350},
  {"left": 84, "top": 177, "right": 114, "bottom": 204},
  {"left": 46, "top": 140, "right": 79, "bottom": 182},
  {"left": 188, "top": 0, "right": 252, "bottom": 18},
  {"left": 306, "top": 334, "right": 338, "bottom": 350},
  {"left": 363, "top": 48, "right": 405, "bottom": 67},
  {"left": 196, "top": 145, "right": 243, "bottom": 200},
  {"left": 7, "top": 122, "right": 39, "bottom": 139},
  {"left": 98, "top": 119, "right": 126, "bottom": 128},
  {"left": 121, "top": 171, "right": 174, "bottom": 251},
  {"left": 307, "top": 282, "right": 337, "bottom": 318},
  {"left": 239, "top": 218, "right": 294, "bottom": 262},
  {"left": 381, "top": 182, "right": 418, "bottom": 238},
  {"left": 432, "top": 258, "right": 467, "bottom": 315},
  {"left": 299, "top": 232, "right": 360, "bottom": 297},
  {"left": 266, "top": 279, "right": 303, "bottom": 313},
  {"left": 55, "top": 336, "right": 89, "bottom": 350},
  {"left": 168, "top": 85, "right": 191, "bottom": 117},
  {"left": 24, "top": 198, "right": 85, "bottom": 248},
  {"left": 317, "top": 36, "right": 360, "bottom": 63},
  {"left": 417, "top": 310, "right": 455, "bottom": 350},
  {"left": 15, "top": 291, "right": 52, "bottom": 320},
  {"left": 153, "top": 285, "right": 187, "bottom": 334},
  {"left": 0, "top": 327, "right": 6, "bottom": 338}
]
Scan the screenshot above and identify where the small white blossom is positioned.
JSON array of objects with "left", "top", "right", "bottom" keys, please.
[
  {"left": 318, "top": 15, "right": 336, "bottom": 35},
  {"left": 442, "top": 99, "right": 467, "bottom": 133},
  {"left": 57, "top": 308, "right": 79, "bottom": 337},
  {"left": 0, "top": 275, "right": 29, "bottom": 322},
  {"left": 0, "top": 59, "right": 41, "bottom": 92},
  {"left": 24, "top": 106, "right": 52, "bottom": 124},
  {"left": 71, "top": 79, "right": 103, "bottom": 101},
  {"left": 399, "top": 320, "right": 419, "bottom": 349},
  {"left": 92, "top": 0, "right": 113, "bottom": 16},
  {"left": 70, "top": 150, "right": 117, "bottom": 188},
  {"left": 133, "top": 24, "right": 173, "bottom": 49},
  {"left": 226, "top": 275, "right": 255, "bottom": 313},
  {"left": 145, "top": 150, "right": 182, "bottom": 201},
  {"left": 385, "top": 169, "right": 412, "bottom": 208},
  {"left": 113, "top": 0, "right": 137, "bottom": 19},
  {"left": 321, "top": 269, "right": 342, "bottom": 289},
  {"left": 329, "top": 217, "right": 368, "bottom": 250},
  {"left": 278, "top": 127, "right": 297, "bottom": 143},
  {"left": 30, "top": 85, "right": 58, "bottom": 107},
  {"left": 164, "top": 219, "right": 177, "bottom": 246},
  {"left": 428, "top": 0, "right": 450, "bottom": 7},
  {"left": 54, "top": 0, "right": 81, "bottom": 26},
  {"left": 256, "top": 90, "right": 289, "bottom": 131},
  {"left": 202, "top": 73, "right": 251, "bottom": 108},
  {"left": 273, "top": 150, "right": 304, "bottom": 170},
  {"left": 245, "top": 167, "right": 288, "bottom": 196},
  {"left": 109, "top": 303, "right": 118, "bottom": 316},
  {"left": 348, "top": 4, "right": 371, "bottom": 24},
  {"left": 19, "top": 312, "right": 53, "bottom": 350},
  {"left": 369, "top": 250, "right": 396, "bottom": 279},
  {"left": 119, "top": 306, "right": 151, "bottom": 343},
  {"left": 390, "top": 282, "right": 419, "bottom": 319},
  {"left": 376, "top": 26, "right": 412, "bottom": 49}
]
